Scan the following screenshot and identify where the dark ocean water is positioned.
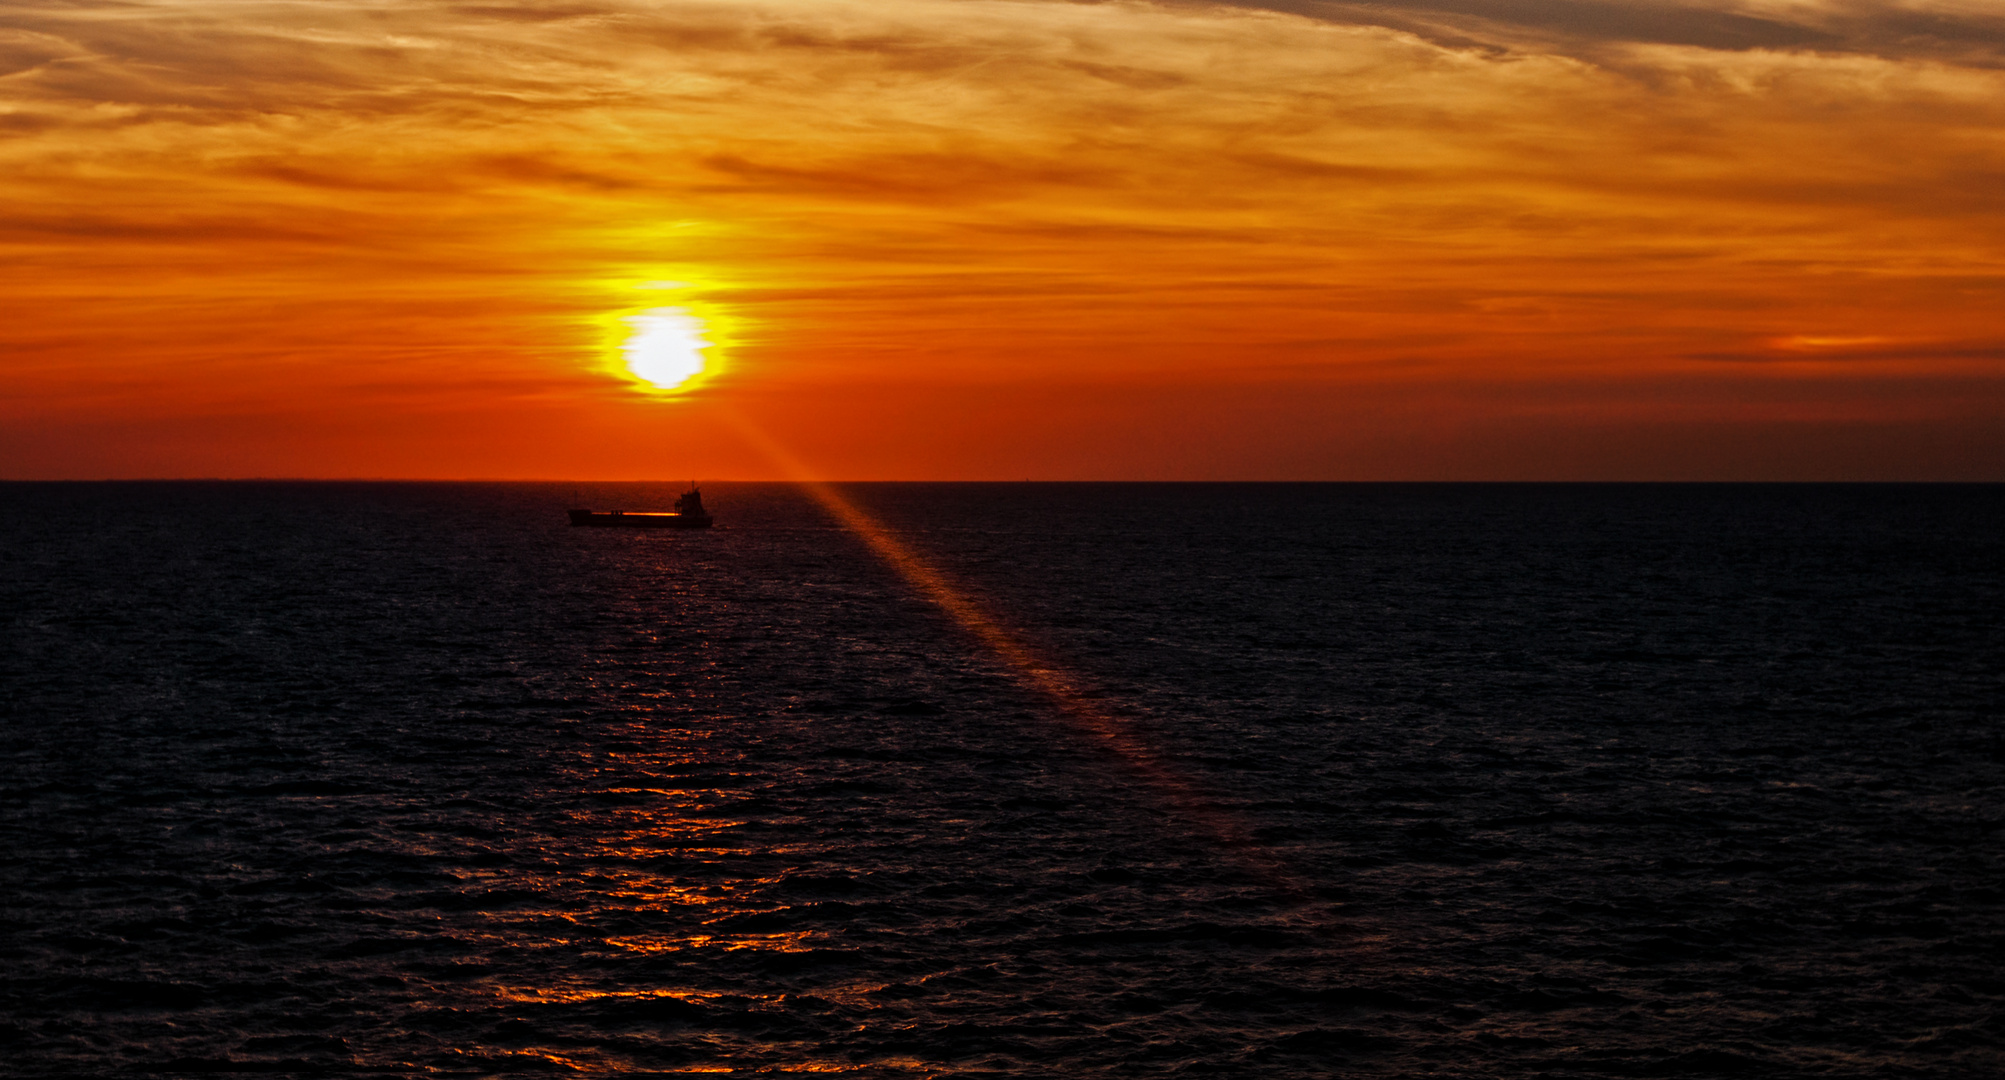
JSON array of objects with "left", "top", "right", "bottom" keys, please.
[{"left": 1, "top": 482, "right": 2000, "bottom": 1078}]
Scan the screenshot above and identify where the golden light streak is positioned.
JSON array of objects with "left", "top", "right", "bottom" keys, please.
[{"left": 720, "top": 407, "right": 1325, "bottom": 901}]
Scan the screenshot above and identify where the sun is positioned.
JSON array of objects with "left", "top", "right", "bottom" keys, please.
[{"left": 620, "top": 308, "right": 711, "bottom": 392}]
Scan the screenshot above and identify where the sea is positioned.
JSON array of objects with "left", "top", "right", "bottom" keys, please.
[{"left": 1, "top": 482, "right": 1999, "bottom": 1078}]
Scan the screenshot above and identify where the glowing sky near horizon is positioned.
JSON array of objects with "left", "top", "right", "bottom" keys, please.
[{"left": 2, "top": 0, "right": 2002, "bottom": 478}]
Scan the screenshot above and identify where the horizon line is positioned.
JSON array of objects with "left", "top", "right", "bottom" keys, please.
[{"left": 2, "top": 478, "right": 1998, "bottom": 486}]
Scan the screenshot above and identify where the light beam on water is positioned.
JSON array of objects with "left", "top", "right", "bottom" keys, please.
[{"left": 721, "top": 411, "right": 1333, "bottom": 908}]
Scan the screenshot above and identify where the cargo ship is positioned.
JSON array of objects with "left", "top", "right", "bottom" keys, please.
[{"left": 568, "top": 484, "right": 712, "bottom": 529}]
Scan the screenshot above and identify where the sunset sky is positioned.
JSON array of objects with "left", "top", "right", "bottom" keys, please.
[{"left": 3, "top": 0, "right": 2001, "bottom": 479}]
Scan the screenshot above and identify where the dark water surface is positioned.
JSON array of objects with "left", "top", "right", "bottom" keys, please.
[{"left": 2, "top": 482, "right": 2000, "bottom": 1078}]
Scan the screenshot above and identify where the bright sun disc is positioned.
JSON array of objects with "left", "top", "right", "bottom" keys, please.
[{"left": 622, "top": 308, "right": 710, "bottom": 391}]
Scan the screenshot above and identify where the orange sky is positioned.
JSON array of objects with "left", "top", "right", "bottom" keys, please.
[{"left": 3, "top": 0, "right": 2002, "bottom": 479}]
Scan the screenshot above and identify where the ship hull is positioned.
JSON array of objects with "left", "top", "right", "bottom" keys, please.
[{"left": 568, "top": 510, "right": 712, "bottom": 529}]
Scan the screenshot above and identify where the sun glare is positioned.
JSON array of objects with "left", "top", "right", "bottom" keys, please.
[{"left": 621, "top": 308, "right": 711, "bottom": 391}]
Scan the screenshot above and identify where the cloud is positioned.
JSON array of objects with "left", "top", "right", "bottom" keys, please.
[{"left": 1183, "top": 0, "right": 2005, "bottom": 64}]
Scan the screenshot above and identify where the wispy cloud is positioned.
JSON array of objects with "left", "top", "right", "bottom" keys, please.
[{"left": 1191, "top": 0, "right": 2005, "bottom": 64}]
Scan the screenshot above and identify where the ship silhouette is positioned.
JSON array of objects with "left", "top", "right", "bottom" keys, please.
[{"left": 568, "top": 483, "right": 712, "bottom": 529}]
